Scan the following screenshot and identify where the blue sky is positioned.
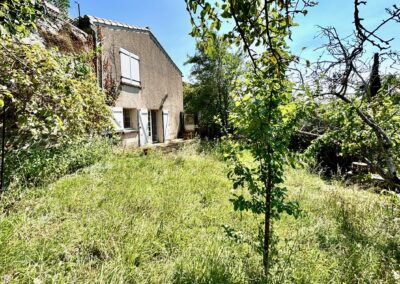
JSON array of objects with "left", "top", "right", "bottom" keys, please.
[{"left": 69, "top": 0, "right": 400, "bottom": 80}]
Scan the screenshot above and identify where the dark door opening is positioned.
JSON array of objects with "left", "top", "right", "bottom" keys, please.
[{"left": 151, "top": 110, "right": 159, "bottom": 143}]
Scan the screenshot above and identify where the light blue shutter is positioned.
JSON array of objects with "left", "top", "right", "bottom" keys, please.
[{"left": 120, "top": 48, "right": 140, "bottom": 86}]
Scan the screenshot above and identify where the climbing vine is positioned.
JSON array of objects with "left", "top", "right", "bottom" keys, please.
[{"left": 0, "top": 1, "right": 112, "bottom": 189}]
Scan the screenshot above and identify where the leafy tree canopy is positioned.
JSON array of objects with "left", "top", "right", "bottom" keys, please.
[{"left": 185, "top": 37, "right": 243, "bottom": 137}]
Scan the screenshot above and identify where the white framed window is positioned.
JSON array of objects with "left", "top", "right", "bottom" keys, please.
[{"left": 120, "top": 48, "right": 140, "bottom": 86}]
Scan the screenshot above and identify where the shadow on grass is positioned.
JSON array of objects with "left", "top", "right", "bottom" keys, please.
[{"left": 316, "top": 193, "right": 400, "bottom": 282}]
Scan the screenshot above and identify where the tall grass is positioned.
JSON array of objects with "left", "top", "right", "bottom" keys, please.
[{"left": 0, "top": 146, "right": 399, "bottom": 283}]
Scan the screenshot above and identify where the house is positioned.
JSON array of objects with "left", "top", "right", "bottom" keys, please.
[{"left": 78, "top": 15, "right": 184, "bottom": 147}]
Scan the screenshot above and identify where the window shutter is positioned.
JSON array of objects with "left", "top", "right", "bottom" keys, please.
[
  {"left": 162, "top": 110, "right": 169, "bottom": 141},
  {"left": 120, "top": 52, "right": 131, "bottom": 80},
  {"left": 120, "top": 48, "right": 140, "bottom": 86},
  {"left": 111, "top": 107, "right": 124, "bottom": 131},
  {"left": 131, "top": 57, "right": 140, "bottom": 82},
  {"left": 139, "top": 109, "right": 150, "bottom": 145}
]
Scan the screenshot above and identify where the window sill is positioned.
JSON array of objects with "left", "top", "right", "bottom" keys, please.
[
  {"left": 115, "top": 128, "right": 138, "bottom": 134},
  {"left": 121, "top": 77, "right": 141, "bottom": 88},
  {"left": 123, "top": 128, "right": 138, "bottom": 134}
]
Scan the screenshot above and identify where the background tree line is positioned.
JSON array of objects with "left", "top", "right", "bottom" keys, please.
[{"left": 184, "top": 37, "right": 243, "bottom": 138}]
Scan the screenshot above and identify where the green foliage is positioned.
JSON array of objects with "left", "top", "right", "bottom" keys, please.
[
  {"left": 0, "top": 149, "right": 399, "bottom": 282},
  {"left": 185, "top": 37, "right": 243, "bottom": 136},
  {"left": 0, "top": 40, "right": 111, "bottom": 147},
  {"left": 305, "top": 75, "right": 400, "bottom": 184},
  {"left": 0, "top": 0, "right": 43, "bottom": 38},
  {"left": 5, "top": 137, "right": 114, "bottom": 189},
  {"left": 186, "top": 0, "right": 314, "bottom": 274},
  {"left": 0, "top": 39, "right": 112, "bottom": 188},
  {"left": 225, "top": 71, "right": 301, "bottom": 217},
  {"left": 304, "top": 5, "right": 400, "bottom": 189}
]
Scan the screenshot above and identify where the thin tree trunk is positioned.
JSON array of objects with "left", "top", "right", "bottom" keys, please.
[
  {"left": 263, "top": 159, "right": 273, "bottom": 278},
  {"left": 0, "top": 100, "right": 6, "bottom": 194}
]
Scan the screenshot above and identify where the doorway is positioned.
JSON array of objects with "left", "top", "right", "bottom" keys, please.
[{"left": 151, "top": 110, "right": 159, "bottom": 143}]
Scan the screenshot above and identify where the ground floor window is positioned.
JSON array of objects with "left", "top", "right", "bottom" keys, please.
[{"left": 123, "top": 109, "right": 132, "bottom": 128}]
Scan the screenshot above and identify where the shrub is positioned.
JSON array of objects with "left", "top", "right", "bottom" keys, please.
[
  {"left": 0, "top": 39, "right": 111, "bottom": 150},
  {"left": 300, "top": 78, "right": 400, "bottom": 187},
  {"left": 4, "top": 137, "right": 114, "bottom": 189},
  {"left": 0, "top": 39, "right": 113, "bottom": 190}
]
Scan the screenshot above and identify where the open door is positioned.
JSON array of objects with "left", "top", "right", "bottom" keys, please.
[
  {"left": 151, "top": 110, "right": 159, "bottom": 143},
  {"left": 162, "top": 110, "right": 169, "bottom": 142},
  {"left": 138, "top": 109, "right": 151, "bottom": 146}
]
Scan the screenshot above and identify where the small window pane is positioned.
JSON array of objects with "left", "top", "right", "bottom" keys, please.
[{"left": 123, "top": 109, "right": 131, "bottom": 128}]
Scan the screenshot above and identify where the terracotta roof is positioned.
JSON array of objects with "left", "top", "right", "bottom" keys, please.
[{"left": 84, "top": 15, "right": 182, "bottom": 75}]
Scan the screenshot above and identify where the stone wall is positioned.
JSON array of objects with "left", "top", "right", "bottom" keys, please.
[{"left": 23, "top": 10, "right": 91, "bottom": 54}]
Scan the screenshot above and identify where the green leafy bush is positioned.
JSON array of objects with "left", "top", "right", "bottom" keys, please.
[
  {"left": 5, "top": 137, "right": 114, "bottom": 188},
  {"left": 0, "top": 0, "right": 43, "bottom": 38},
  {"left": 0, "top": 38, "right": 112, "bottom": 189},
  {"left": 0, "top": 39, "right": 111, "bottom": 148},
  {"left": 184, "top": 37, "right": 243, "bottom": 138},
  {"left": 303, "top": 76, "right": 400, "bottom": 185}
]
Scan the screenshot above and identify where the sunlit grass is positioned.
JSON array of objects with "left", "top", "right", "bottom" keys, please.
[{"left": 0, "top": 144, "right": 399, "bottom": 283}]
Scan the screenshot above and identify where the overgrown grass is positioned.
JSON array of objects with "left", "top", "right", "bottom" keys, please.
[{"left": 0, "top": 144, "right": 399, "bottom": 283}]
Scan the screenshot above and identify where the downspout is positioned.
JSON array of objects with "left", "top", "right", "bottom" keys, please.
[{"left": 89, "top": 25, "right": 99, "bottom": 85}]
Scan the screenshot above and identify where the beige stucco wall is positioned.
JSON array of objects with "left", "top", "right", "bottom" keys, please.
[{"left": 98, "top": 25, "right": 183, "bottom": 144}]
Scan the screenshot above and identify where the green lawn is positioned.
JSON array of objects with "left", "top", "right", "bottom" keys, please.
[{"left": 1, "top": 145, "right": 399, "bottom": 283}]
